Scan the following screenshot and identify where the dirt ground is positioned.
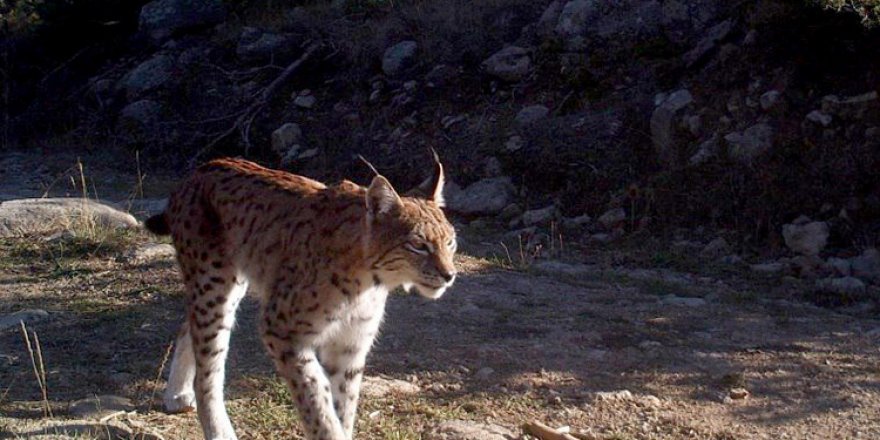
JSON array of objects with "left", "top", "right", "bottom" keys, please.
[{"left": 1, "top": 153, "right": 880, "bottom": 439}]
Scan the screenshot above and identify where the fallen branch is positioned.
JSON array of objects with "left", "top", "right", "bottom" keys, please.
[
  {"left": 522, "top": 421, "right": 580, "bottom": 440},
  {"left": 188, "top": 42, "right": 321, "bottom": 168}
]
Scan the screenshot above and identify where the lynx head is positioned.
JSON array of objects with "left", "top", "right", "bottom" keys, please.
[{"left": 363, "top": 152, "right": 457, "bottom": 299}]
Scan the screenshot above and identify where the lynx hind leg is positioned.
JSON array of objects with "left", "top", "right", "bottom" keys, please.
[
  {"left": 164, "top": 322, "right": 197, "bottom": 413},
  {"left": 183, "top": 261, "right": 248, "bottom": 440}
]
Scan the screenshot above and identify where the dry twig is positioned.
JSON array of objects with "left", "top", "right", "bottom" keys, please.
[{"left": 522, "top": 421, "right": 580, "bottom": 440}]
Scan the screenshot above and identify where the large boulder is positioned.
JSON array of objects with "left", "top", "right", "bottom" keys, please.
[
  {"left": 851, "top": 248, "right": 880, "bottom": 284},
  {"left": 0, "top": 198, "right": 139, "bottom": 237},
  {"left": 554, "top": 0, "right": 663, "bottom": 51},
  {"left": 139, "top": 0, "right": 227, "bottom": 42},
  {"left": 446, "top": 177, "right": 516, "bottom": 215},
  {"left": 482, "top": 46, "right": 531, "bottom": 82},
  {"left": 382, "top": 40, "right": 418, "bottom": 77},
  {"left": 118, "top": 54, "right": 175, "bottom": 100},
  {"left": 650, "top": 89, "right": 693, "bottom": 167},
  {"left": 424, "top": 420, "right": 515, "bottom": 440},
  {"left": 725, "top": 123, "right": 775, "bottom": 163},
  {"left": 781, "top": 217, "right": 829, "bottom": 256},
  {"left": 236, "top": 27, "right": 296, "bottom": 63}
]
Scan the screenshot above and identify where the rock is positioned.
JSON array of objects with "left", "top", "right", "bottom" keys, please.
[
  {"left": 118, "top": 54, "right": 174, "bottom": 99},
  {"left": 0, "top": 309, "right": 49, "bottom": 332},
  {"left": 825, "top": 257, "right": 852, "bottom": 276},
  {"left": 69, "top": 395, "right": 135, "bottom": 418},
  {"left": 728, "top": 388, "right": 750, "bottom": 400},
  {"left": 701, "top": 237, "right": 731, "bottom": 258},
  {"left": 122, "top": 243, "right": 176, "bottom": 263},
  {"left": 361, "top": 376, "right": 420, "bottom": 398},
  {"left": 805, "top": 110, "right": 833, "bottom": 127},
  {"left": 822, "top": 91, "right": 878, "bottom": 120},
  {"left": 425, "top": 64, "right": 458, "bottom": 88},
  {"left": 760, "top": 90, "right": 781, "bottom": 110},
  {"left": 725, "top": 123, "right": 774, "bottom": 162},
  {"left": 683, "top": 19, "right": 733, "bottom": 66},
  {"left": 482, "top": 46, "right": 531, "bottom": 82},
  {"left": 4, "top": 420, "right": 163, "bottom": 440},
  {"left": 598, "top": 207, "right": 626, "bottom": 230},
  {"left": 719, "top": 254, "right": 743, "bottom": 265},
  {"left": 750, "top": 262, "right": 784, "bottom": 274},
  {"left": 684, "top": 114, "right": 702, "bottom": 136},
  {"left": 119, "top": 100, "right": 163, "bottom": 126},
  {"left": 445, "top": 177, "right": 516, "bottom": 215},
  {"left": 424, "top": 420, "right": 515, "bottom": 440},
  {"left": 294, "top": 93, "right": 317, "bottom": 109},
  {"left": 790, "top": 254, "right": 823, "bottom": 278},
  {"left": 561, "top": 214, "right": 592, "bottom": 230},
  {"left": 816, "top": 277, "right": 866, "bottom": 297},
  {"left": 271, "top": 123, "right": 303, "bottom": 157},
  {"left": 555, "top": 0, "right": 662, "bottom": 50},
  {"left": 595, "top": 390, "right": 634, "bottom": 402},
  {"left": 555, "top": 0, "right": 596, "bottom": 44},
  {"left": 782, "top": 219, "right": 829, "bottom": 256},
  {"left": 521, "top": 205, "right": 557, "bottom": 226},
  {"left": 590, "top": 232, "right": 614, "bottom": 244},
  {"left": 382, "top": 40, "right": 418, "bottom": 76},
  {"left": 851, "top": 248, "right": 880, "bottom": 283},
  {"left": 504, "top": 135, "right": 524, "bottom": 152},
  {"left": 515, "top": 105, "right": 550, "bottom": 125},
  {"left": 139, "top": 0, "right": 227, "bottom": 42},
  {"left": 0, "top": 198, "right": 139, "bottom": 238},
  {"left": 498, "top": 203, "right": 523, "bottom": 221},
  {"left": 122, "top": 198, "right": 168, "bottom": 220},
  {"left": 662, "top": 295, "right": 707, "bottom": 307},
  {"left": 688, "top": 134, "right": 720, "bottom": 165},
  {"left": 536, "top": 1, "right": 564, "bottom": 36},
  {"left": 236, "top": 27, "right": 294, "bottom": 62},
  {"left": 651, "top": 89, "right": 693, "bottom": 167}
]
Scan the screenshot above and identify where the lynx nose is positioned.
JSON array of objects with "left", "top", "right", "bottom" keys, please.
[{"left": 440, "top": 269, "right": 456, "bottom": 283}]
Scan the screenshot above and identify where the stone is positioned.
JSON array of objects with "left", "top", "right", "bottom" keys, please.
[
  {"left": 662, "top": 295, "right": 707, "bottom": 307},
  {"left": 118, "top": 54, "right": 174, "bottom": 99},
  {"left": 806, "top": 110, "right": 833, "bottom": 127},
  {"left": 683, "top": 19, "right": 733, "bottom": 66},
  {"left": 515, "top": 105, "right": 550, "bottom": 125},
  {"left": 482, "top": 46, "right": 531, "bottom": 82},
  {"left": 701, "top": 237, "right": 731, "bottom": 258},
  {"left": 122, "top": 198, "right": 168, "bottom": 220},
  {"left": 536, "top": 1, "right": 564, "bottom": 36},
  {"left": 445, "top": 177, "right": 516, "bottom": 215},
  {"left": 271, "top": 123, "right": 303, "bottom": 157},
  {"left": 236, "top": 27, "right": 294, "bottom": 62},
  {"left": 425, "top": 64, "right": 458, "bottom": 88},
  {"left": 119, "top": 100, "right": 163, "bottom": 126},
  {"left": 555, "top": 0, "right": 596, "bottom": 41},
  {"left": 760, "top": 90, "right": 781, "bottom": 110},
  {"left": 851, "top": 248, "right": 880, "bottom": 284},
  {"left": 294, "top": 94, "right": 317, "bottom": 109},
  {"left": 0, "top": 198, "right": 139, "bottom": 238},
  {"left": 474, "top": 367, "right": 495, "bottom": 380},
  {"left": 498, "top": 204, "right": 523, "bottom": 221},
  {"left": 816, "top": 277, "right": 866, "bottom": 297},
  {"left": 728, "top": 388, "right": 750, "bottom": 400},
  {"left": 521, "top": 205, "right": 557, "bottom": 226},
  {"left": 122, "top": 243, "right": 175, "bottom": 263},
  {"left": 139, "top": 0, "right": 227, "bottom": 42},
  {"left": 382, "top": 40, "right": 418, "bottom": 76},
  {"left": 561, "top": 214, "right": 592, "bottom": 229},
  {"left": 425, "top": 420, "right": 515, "bottom": 440},
  {"left": 595, "top": 390, "right": 634, "bottom": 402},
  {"left": 782, "top": 219, "right": 829, "bottom": 256},
  {"left": 825, "top": 257, "right": 852, "bottom": 276},
  {"left": 725, "top": 123, "right": 774, "bottom": 162},
  {"left": 651, "top": 89, "right": 693, "bottom": 167},
  {"left": 361, "top": 376, "right": 420, "bottom": 398},
  {"left": 750, "top": 262, "right": 784, "bottom": 274},
  {"left": 688, "top": 135, "right": 720, "bottom": 165},
  {"left": 0, "top": 309, "right": 49, "bottom": 332},
  {"left": 69, "top": 395, "right": 135, "bottom": 418},
  {"left": 598, "top": 207, "right": 626, "bottom": 230},
  {"left": 822, "top": 91, "right": 878, "bottom": 120},
  {"left": 504, "top": 135, "right": 524, "bottom": 152}
]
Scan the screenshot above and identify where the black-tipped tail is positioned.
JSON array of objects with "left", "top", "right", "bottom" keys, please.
[{"left": 144, "top": 213, "right": 171, "bottom": 236}]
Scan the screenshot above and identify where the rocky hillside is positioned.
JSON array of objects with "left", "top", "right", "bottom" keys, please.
[{"left": 2, "top": 0, "right": 880, "bottom": 249}]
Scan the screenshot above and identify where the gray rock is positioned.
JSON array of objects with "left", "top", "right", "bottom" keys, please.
[
  {"left": 750, "top": 262, "right": 784, "bottom": 274},
  {"left": 806, "top": 110, "right": 833, "bottom": 127},
  {"left": 122, "top": 198, "right": 168, "bottom": 220},
  {"left": 822, "top": 91, "right": 878, "bottom": 120},
  {"left": 361, "top": 376, "right": 420, "bottom": 398},
  {"left": 446, "top": 177, "right": 516, "bottom": 215},
  {"left": 482, "top": 46, "right": 531, "bottom": 82},
  {"left": 118, "top": 54, "right": 174, "bottom": 99},
  {"left": 816, "top": 277, "right": 866, "bottom": 297},
  {"left": 825, "top": 257, "right": 852, "bottom": 277},
  {"left": 0, "top": 309, "right": 50, "bottom": 332},
  {"left": 562, "top": 214, "right": 592, "bottom": 229},
  {"left": 515, "top": 105, "right": 550, "bottom": 125},
  {"left": 69, "top": 395, "right": 135, "bottom": 419},
  {"left": 122, "top": 243, "right": 176, "bottom": 263},
  {"left": 536, "top": 1, "right": 564, "bottom": 36},
  {"left": 119, "top": 100, "right": 163, "bottom": 126},
  {"left": 701, "top": 237, "right": 731, "bottom": 258},
  {"left": 555, "top": 0, "right": 662, "bottom": 50},
  {"left": 598, "top": 207, "right": 626, "bottom": 230},
  {"left": 662, "top": 295, "right": 707, "bottom": 307},
  {"left": 382, "top": 41, "right": 418, "bottom": 76},
  {"left": 683, "top": 19, "right": 733, "bottom": 66},
  {"left": 760, "top": 90, "right": 781, "bottom": 110},
  {"left": 425, "top": 64, "right": 458, "bottom": 87},
  {"left": 782, "top": 219, "right": 829, "bottom": 256},
  {"left": 504, "top": 135, "right": 524, "bottom": 152},
  {"left": 294, "top": 93, "right": 317, "bottom": 109},
  {"left": 236, "top": 27, "right": 294, "bottom": 62},
  {"left": 688, "top": 135, "right": 720, "bottom": 165},
  {"left": 0, "top": 198, "right": 139, "bottom": 238},
  {"left": 851, "top": 248, "right": 880, "bottom": 283},
  {"left": 139, "top": 0, "right": 226, "bottom": 42},
  {"left": 555, "top": 0, "right": 597, "bottom": 42},
  {"left": 521, "top": 205, "right": 557, "bottom": 226},
  {"left": 271, "top": 123, "right": 303, "bottom": 157},
  {"left": 725, "top": 123, "right": 774, "bottom": 162},
  {"left": 425, "top": 420, "right": 515, "bottom": 440},
  {"left": 651, "top": 89, "right": 693, "bottom": 167}
]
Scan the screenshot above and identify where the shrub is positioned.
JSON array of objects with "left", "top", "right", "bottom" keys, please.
[{"left": 811, "top": 0, "right": 880, "bottom": 26}]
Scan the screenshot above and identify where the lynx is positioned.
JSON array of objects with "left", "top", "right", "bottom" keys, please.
[{"left": 144, "top": 154, "right": 457, "bottom": 440}]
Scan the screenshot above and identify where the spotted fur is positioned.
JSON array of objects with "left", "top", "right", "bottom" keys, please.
[{"left": 146, "top": 156, "right": 457, "bottom": 440}]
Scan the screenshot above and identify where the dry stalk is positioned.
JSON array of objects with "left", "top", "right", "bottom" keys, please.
[
  {"left": 19, "top": 322, "right": 52, "bottom": 417},
  {"left": 145, "top": 340, "right": 175, "bottom": 413}
]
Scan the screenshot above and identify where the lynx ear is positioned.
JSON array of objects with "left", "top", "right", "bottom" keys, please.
[
  {"left": 366, "top": 175, "right": 403, "bottom": 218},
  {"left": 407, "top": 149, "right": 446, "bottom": 207}
]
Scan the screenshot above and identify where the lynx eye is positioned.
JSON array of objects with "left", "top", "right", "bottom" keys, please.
[
  {"left": 404, "top": 241, "right": 430, "bottom": 255},
  {"left": 447, "top": 238, "right": 457, "bottom": 251}
]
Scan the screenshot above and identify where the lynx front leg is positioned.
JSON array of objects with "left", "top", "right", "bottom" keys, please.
[{"left": 164, "top": 321, "right": 197, "bottom": 413}]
